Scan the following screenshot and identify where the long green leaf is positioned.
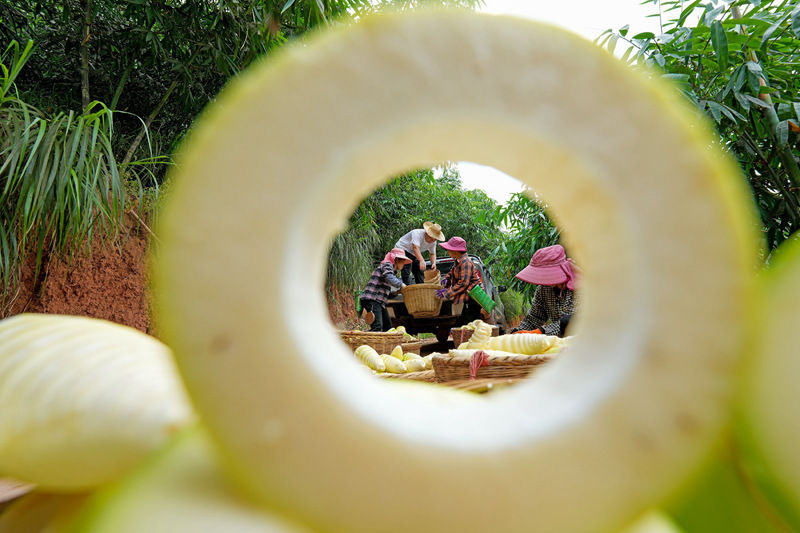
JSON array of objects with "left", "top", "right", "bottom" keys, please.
[
  {"left": 710, "top": 20, "right": 729, "bottom": 70},
  {"left": 0, "top": 41, "right": 132, "bottom": 303},
  {"left": 776, "top": 120, "right": 789, "bottom": 147},
  {"left": 760, "top": 12, "right": 791, "bottom": 51}
]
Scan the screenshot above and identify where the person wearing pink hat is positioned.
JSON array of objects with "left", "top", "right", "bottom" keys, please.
[
  {"left": 511, "top": 244, "right": 579, "bottom": 337},
  {"left": 360, "top": 248, "right": 411, "bottom": 332},
  {"left": 436, "top": 237, "right": 484, "bottom": 324}
]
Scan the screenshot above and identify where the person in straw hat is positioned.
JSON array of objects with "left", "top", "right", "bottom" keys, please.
[
  {"left": 511, "top": 244, "right": 579, "bottom": 337},
  {"left": 435, "top": 236, "right": 484, "bottom": 325},
  {"left": 394, "top": 221, "right": 445, "bottom": 285},
  {"left": 359, "top": 248, "right": 411, "bottom": 332}
]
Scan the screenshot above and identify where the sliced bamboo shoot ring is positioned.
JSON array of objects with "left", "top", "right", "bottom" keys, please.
[
  {"left": 739, "top": 238, "right": 800, "bottom": 529},
  {"left": 155, "top": 11, "right": 759, "bottom": 533}
]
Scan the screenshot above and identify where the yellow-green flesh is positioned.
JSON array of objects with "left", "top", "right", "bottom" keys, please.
[
  {"left": 68, "top": 428, "right": 309, "bottom": 533},
  {"left": 155, "top": 10, "right": 759, "bottom": 533},
  {"left": 739, "top": 238, "right": 800, "bottom": 527},
  {"left": 0, "top": 314, "right": 193, "bottom": 491}
]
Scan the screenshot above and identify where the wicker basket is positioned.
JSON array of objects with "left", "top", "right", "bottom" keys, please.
[
  {"left": 450, "top": 325, "right": 500, "bottom": 346},
  {"left": 339, "top": 330, "right": 404, "bottom": 354},
  {"left": 442, "top": 377, "right": 523, "bottom": 393},
  {"left": 432, "top": 352, "right": 554, "bottom": 382},
  {"left": 400, "top": 340, "right": 422, "bottom": 354},
  {"left": 424, "top": 270, "right": 441, "bottom": 284},
  {"left": 401, "top": 284, "right": 443, "bottom": 318},
  {"left": 379, "top": 370, "right": 437, "bottom": 382}
]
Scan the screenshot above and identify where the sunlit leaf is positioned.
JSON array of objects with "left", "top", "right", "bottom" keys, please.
[
  {"left": 760, "top": 12, "right": 790, "bottom": 51},
  {"left": 710, "top": 20, "right": 728, "bottom": 70},
  {"left": 791, "top": 6, "right": 800, "bottom": 37},
  {"left": 776, "top": 120, "right": 789, "bottom": 147}
]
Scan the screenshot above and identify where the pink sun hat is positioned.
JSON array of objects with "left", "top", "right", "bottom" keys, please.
[
  {"left": 515, "top": 244, "right": 578, "bottom": 290},
  {"left": 439, "top": 236, "right": 467, "bottom": 253},
  {"left": 382, "top": 247, "right": 412, "bottom": 265}
]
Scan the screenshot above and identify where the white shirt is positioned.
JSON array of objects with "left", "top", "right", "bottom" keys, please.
[{"left": 395, "top": 229, "right": 436, "bottom": 257}]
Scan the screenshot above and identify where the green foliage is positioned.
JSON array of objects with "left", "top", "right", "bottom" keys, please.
[
  {"left": 0, "top": 0, "right": 484, "bottom": 181},
  {"left": 362, "top": 166, "right": 500, "bottom": 260},
  {"left": 326, "top": 205, "right": 380, "bottom": 295},
  {"left": 605, "top": 0, "right": 800, "bottom": 250},
  {"left": 499, "top": 288, "right": 527, "bottom": 323},
  {"left": 362, "top": 167, "right": 499, "bottom": 257},
  {"left": 0, "top": 41, "right": 134, "bottom": 306},
  {"left": 485, "top": 190, "right": 560, "bottom": 300},
  {"left": 327, "top": 166, "right": 501, "bottom": 291},
  {"left": 0, "top": 0, "right": 486, "bottom": 305}
]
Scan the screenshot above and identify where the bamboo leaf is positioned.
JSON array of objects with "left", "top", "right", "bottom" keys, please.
[
  {"left": 747, "top": 71, "right": 762, "bottom": 95},
  {"left": 735, "top": 92, "right": 751, "bottom": 112},
  {"left": 678, "top": 0, "right": 702, "bottom": 26},
  {"left": 710, "top": 20, "right": 728, "bottom": 70},
  {"left": 792, "top": 6, "right": 800, "bottom": 38},
  {"left": 703, "top": 5, "right": 724, "bottom": 25},
  {"left": 743, "top": 94, "right": 771, "bottom": 109},
  {"left": 705, "top": 100, "right": 723, "bottom": 123},
  {"left": 776, "top": 120, "right": 789, "bottom": 147},
  {"left": 282, "top": 0, "right": 297, "bottom": 15},
  {"left": 662, "top": 73, "right": 690, "bottom": 84},
  {"left": 760, "top": 12, "right": 790, "bottom": 51},
  {"left": 720, "top": 103, "right": 745, "bottom": 123},
  {"left": 607, "top": 34, "right": 619, "bottom": 54}
]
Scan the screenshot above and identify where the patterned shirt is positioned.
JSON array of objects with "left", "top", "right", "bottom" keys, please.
[
  {"left": 361, "top": 262, "right": 403, "bottom": 305},
  {"left": 443, "top": 254, "right": 481, "bottom": 304},
  {"left": 514, "top": 285, "right": 576, "bottom": 336}
]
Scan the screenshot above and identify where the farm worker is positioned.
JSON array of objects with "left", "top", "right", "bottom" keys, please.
[
  {"left": 511, "top": 244, "right": 578, "bottom": 337},
  {"left": 394, "top": 221, "right": 445, "bottom": 285},
  {"left": 360, "top": 248, "right": 411, "bottom": 332},
  {"left": 435, "top": 237, "right": 483, "bottom": 324}
]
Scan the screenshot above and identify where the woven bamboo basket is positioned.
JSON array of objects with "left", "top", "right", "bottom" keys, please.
[
  {"left": 450, "top": 325, "right": 499, "bottom": 346},
  {"left": 442, "top": 377, "right": 523, "bottom": 393},
  {"left": 423, "top": 270, "right": 441, "bottom": 284},
  {"left": 400, "top": 340, "right": 422, "bottom": 354},
  {"left": 378, "top": 370, "right": 437, "bottom": 382},
  {"left": 432, "top": 353, "right": 554, "bottom": 382},
  {"left": 401, "top": 284, "right": 443, "bottom": 318},
  {"left": 339, "top": 331, "right": 404, "bottom": 354}
]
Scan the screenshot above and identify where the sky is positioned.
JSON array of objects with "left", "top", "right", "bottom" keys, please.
[{"left": 455, "top": 0, "right": 666, "bottom": 204}]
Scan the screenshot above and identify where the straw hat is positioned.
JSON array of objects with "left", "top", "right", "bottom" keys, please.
[{"left": 423, "top": 221, "right": 445, "bottom": 241}]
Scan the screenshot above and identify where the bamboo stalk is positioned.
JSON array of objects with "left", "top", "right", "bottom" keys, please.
[{"left": 80, "top": 0, "right": 93, "bottom": 111}]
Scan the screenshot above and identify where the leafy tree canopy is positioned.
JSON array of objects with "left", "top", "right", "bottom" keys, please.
[
  {"left": 0, "top": 0, "right": 484, "bottom": 177},
  {"left": 327, "top": 166, "right": 503, "bottom": 291},
  {"left": 603, "top": 0, "right": 800, "bottom": 251}
]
